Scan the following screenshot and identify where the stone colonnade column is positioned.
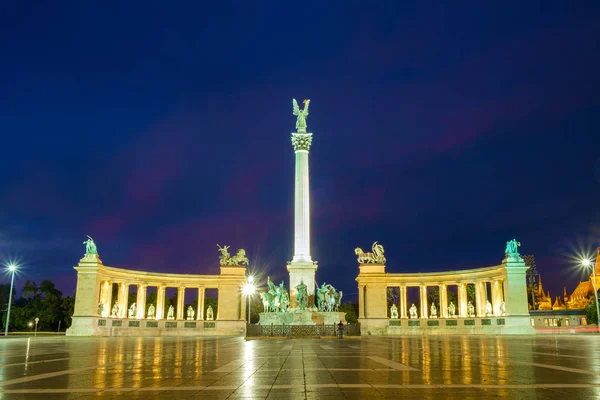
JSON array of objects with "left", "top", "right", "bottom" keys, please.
[
  {"left": 439, "top": 284, "right": 448, "bottom": 318},
  {"left": 177, "top": 287, "right": 185, "bottom": 320},
  {"left": 197, "top": 287, "right": 205, "bottom": 320},
  {"left": 156, "top": 286, "right": 166, "bottom": 320},
  {"left": 491, "top": 280, "right": 502, "bottom": 315},
  {"left": 99, "top": 280, "right": 111, "bottom": 317},
  {"left": 458, "top": 283, "right": 467, "bottom": 317},
  {"left": 136, "top": 284, "right": 147, "bottom": 319},
  {"left": 241, "top": 291, "right": 247, "bottom": 322},
  {"left": 474, "top": 282, "right": 483, "bottom": 317},
  {"left": 420, "top": 285, "right": 428, "bottom": 318},
  {"left": 358, "top": 285, "right": 365, "bottom": 318},
  {"left": 118, "top": 283, "right": 129, "bottom": 318},
  {"left": 400, "top": 286, "right": 407, "bottom": 318}
]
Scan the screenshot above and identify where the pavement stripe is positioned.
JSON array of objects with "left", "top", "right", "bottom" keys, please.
[
  {"left": 0, "top": 357, "right": 71, "bottom": 367},
  {"left": 320, "top": 345, "right": 334, "bottom": 350},
  {"left": 509, "top": 360, "right": 600, "bottom": 376},
  {"left": 0, "top": 361, "right": 125, "bottom": 387},
  {"left": 368, "top": 355, "right": 418, "bottom": 371},
  {"left": 2, "top": 383, "right": 600, "bottom": 393},
  {"left": 210, "top": 359, "right": 247, "bottom": 373}
]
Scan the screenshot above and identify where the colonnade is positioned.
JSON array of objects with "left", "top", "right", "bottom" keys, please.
[
  {"left": 98, "top": 281, "right": 214, "bottom": 320},
  {"left": 355, "top": 257, "right": 531, "bottom": 332},
  {"left": 383, "top": 279, "right": 505, "bottom": 319},
  {"left": 67, "top": 253, "right": 248, "bottom": 336}
]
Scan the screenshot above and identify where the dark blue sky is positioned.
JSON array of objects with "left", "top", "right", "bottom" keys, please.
[{"left": 1, "top": 2, "right": 599, "bottom": 301}]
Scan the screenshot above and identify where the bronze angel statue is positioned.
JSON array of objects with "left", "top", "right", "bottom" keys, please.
[{"left": 292, "top": 98, "right": 310, "bottom": 132}]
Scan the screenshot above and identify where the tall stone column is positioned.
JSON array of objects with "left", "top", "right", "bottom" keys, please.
[
  {"left": 136, "top": 284, "right": 147, "bottom": 319},
  {"left": 358, "top": 285, "right": 365, "bottom": 318},
  {"left": 117, "top": 283, "right": 129, "bottom": 318},
  {"left": 400, "top": 286, "right": 407, "bottom": 318},
  {"left": 491, "top": 280, "right": 501, "bottom": 315},
  {"left": 177, "top": 287, "right": 185, "bottom": 320},
  {"left": 474, "top": 282, "right": 482, "bottom": 317},
  {"left": 481, "top": 282, "right": 489, "bottom": 315},
  {"left": 197, "top": 287, "right": 205, "bottom": 320},
  {"left": 156, "top": 286, "right": 166, "bottom": 320},
  {"left": 99, "top": 280, "right": 110, "bottom": 317},
  {"left": 458, "top": 283, "right": 467, "bottom": 317},
  {"left": 420, "top": 285, "right": 428, "bottom": 318},
  {"left": 287, "top": 123, "right": 318, "bottom": 308},
  {"left": 439, "top": 284, "right": 448, "bottom": 318}
]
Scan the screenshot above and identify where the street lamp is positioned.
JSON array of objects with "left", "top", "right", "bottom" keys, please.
[
  {"left": 4, "top": 264, "right": 17, "bottom": 337},
  {"left": 582, "top": 258, "right": 600, "bottom": 332},
  {"left": 525, "top": 261, "right": 538, "bottom": 311},
  {"left": 242, "top": 275, "right": 256, "bottom": 324}
]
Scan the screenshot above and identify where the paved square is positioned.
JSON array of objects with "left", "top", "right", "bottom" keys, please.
[{"left": 1, "top": 335, "right": 599, "bottom": 399}]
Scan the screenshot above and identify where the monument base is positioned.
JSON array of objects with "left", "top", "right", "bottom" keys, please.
[
  {"left": 66, "top": 316, "right": 245, "bottom": 336},
  {"left": 359, "top": 315, "right": 535, "bottom": 335},
  {"left": 259, "top": 311, "right": 346, "bottom": 326}
]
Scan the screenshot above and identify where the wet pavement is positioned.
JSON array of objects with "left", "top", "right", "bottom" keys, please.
[{"left": 0, "top": 335, "right": 599, "bottom": 399}]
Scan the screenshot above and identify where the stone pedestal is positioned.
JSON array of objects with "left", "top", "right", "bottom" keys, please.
[
  {"left": 259, "top": 310, "right": 346, "bottom": 326},
  {"left": 287, "top": 260, "right": 318, "bottom": 308}
]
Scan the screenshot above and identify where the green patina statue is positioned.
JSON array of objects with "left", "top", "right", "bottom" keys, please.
[
  {"left": 292, "top": 99, "right": 310, "bottom": 133},
  {"left": 259, "top": 276, "right": 290, "bottom": 313},
  {"left": 83, "top": 235, "right": 98, "bottom": 255},
  {"left": 504, "top": 239, "right": 522, "bottom": 261},
  {"left": 296, "top": 279, "right": 308, "bottom": 311}
]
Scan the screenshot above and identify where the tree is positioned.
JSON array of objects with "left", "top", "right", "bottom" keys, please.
[
  {"left": 61, "top": 296, "right": 75, "bottom": 329},
  {"left": 466, "top": 284, "right": 476, "bottom": 306},
  {"left": 4, "top": 280, "right": 74, "bottom": 332},
  {"left": 585, "top": 297, "right": 598, "bottom": 324},
  {"left": 427, "top": 287, "right": 440, "bottom": 307},
  {"left": 339, "top": 302, "right": 358, "bottom": 323},
  {"left": 0, "top": 283, "right": 12, "bottom": 329}
]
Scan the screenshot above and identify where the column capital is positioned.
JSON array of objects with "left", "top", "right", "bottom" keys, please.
[{"left": 291, "top": 132, "right": 313, "bottom": 151}]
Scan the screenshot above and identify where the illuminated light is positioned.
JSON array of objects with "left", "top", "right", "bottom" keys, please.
[
  {"left": 582, "top": 259, "right": 592, "bottom": 267},
  {"left": 248, "top": 275, "right": 254, "bottom": 284},
  {"left": 242, "top": 283, "right": 256, "bottom": 296},
  {"left": 8, "top": 264, "right": 16, "bottom": 272}
]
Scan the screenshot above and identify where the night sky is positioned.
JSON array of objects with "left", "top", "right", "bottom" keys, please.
[{"left": 1, "top": 2, "right": 599, "bottom": 302}]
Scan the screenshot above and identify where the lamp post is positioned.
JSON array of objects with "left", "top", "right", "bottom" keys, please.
[
  {"left": 582, "top": 258, "right": 600, "bottom": 333},
  {"left": 242, "top": 276, "right": 256, "bottom": 324},
  {"left": 34, "top": 317, "right": 39, "bottom": 337},
  {"left": 4, "top": 264, "right": 17, "bottom": 337},
  {"left": 525, "top": 263, "right": 538, "bottom": 311}
]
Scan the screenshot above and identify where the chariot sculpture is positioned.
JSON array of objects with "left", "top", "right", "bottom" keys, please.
[
  {"left": 355, "top": 241, "right": 386, "bottom": 264},
  {"left": 217, "top": 244, "right": 249, "bottom": 266}
]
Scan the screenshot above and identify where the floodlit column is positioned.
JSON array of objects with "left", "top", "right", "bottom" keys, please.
[
  {"left": 458, "top": 283, "right": 467, "bottom": 317},
  {"left": 474, "top": 282, "right": 482, "bottom": 317},
  {"left": 358, "top": 286, "right": 365, "bottom": 318},
  {"left": 400, "top": 286, "right": 407, "bottom": 318},
  {"left": 136, "top": 284, "right": 147, "bottom": 319},
  {"left": 241, "top": 292, "right": 247, "bottom": 322},
  {"left": 117, "top": 283, "right": 129, "bottom": 318},
  {"left": 287, "top": 126, "right": 318, "bottom": 307},
  {"left": 440, "top": 284, "right": 448, "bottom": 318},
  {"left": 481, "top": 282, "right": 489, "bottom": 315},
  {"left": 292, "top": 150, "right": 312, "bottom": 263},
  {"left": 99, "top": 281, "right": 110, "bottom": 317},
  {"left": 197, "top": 287, "right": 205, "bottom": 320},
  {"left": 420, "top": 285, "right": 428, "bottom": 318},
  {"left": 491, "top": 280, "right": 501, "bottom": 315},
  {"left": 177, "top": 287, "right": 185, "bottom": 320},
  {"left": 156, "top": 286, "right": 166, "bottom": 320}
]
